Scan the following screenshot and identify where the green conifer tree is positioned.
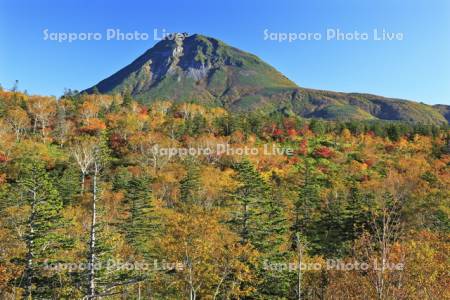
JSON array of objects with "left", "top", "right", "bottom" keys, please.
[
  {"left": 179, "top": 160, "right": 201, "bottom": 205},
  {"left": 292, "top": 158, "right": 321, "bottom": 243},
  {"left": 125, "top": 175, "right": 157, "bottom": 258},
  {"left": 230, "top": 159, "right": 289, "bottom": 298},
  {"left": 15, "top": 159, "right": 71, "bottom": 299}
]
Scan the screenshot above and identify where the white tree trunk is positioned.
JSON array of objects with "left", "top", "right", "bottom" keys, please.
[
  {"left": 88, "top": 163, "right": 98, "bottom": 299},
  {"left": 25, "top": 190, "right": 37, "bottom": 300}
]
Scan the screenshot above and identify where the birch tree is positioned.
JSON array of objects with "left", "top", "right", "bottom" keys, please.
[{"left": 71, "top": 137, "right": 97, "bottom": 194}]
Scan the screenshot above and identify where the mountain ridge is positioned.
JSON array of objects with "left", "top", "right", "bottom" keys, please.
[{"left": 84, "top": 33, "right": 449, "bottom": 125}]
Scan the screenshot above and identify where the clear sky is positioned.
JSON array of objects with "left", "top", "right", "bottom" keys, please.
[{"left": 1, "top": 0, "right": 449, "bottom": 104}]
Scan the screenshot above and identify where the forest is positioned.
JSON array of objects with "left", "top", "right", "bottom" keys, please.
[{"left": 0, "top": 88, "right": 448, "bottom": 299}]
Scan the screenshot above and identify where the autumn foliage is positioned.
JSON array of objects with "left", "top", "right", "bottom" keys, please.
[{"left": 0, "top": 90, "right": 448, "bottom": 299}]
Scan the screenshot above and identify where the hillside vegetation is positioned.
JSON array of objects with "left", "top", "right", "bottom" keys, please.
[{"left": 0, "top": 90, "right": 449, "bottom": 299}]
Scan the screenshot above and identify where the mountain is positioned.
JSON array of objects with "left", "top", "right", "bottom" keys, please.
[
  {"left": 84, "top": 34, "right": 448, "bottom": 125},
  {"left": 433, "top": 104, "right": 450, "bottom": 123}
]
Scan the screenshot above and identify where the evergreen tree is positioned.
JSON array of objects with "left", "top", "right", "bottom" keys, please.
[
  {"left": 347, "top": 120, "right": 365, "bottom": 135},
  {"left": 346, "top": 186, "right": 370, "bottom": 239},
  {"left": 370, "top": 121, "right": 386, "bottom": 137},
  {"left": 125, "top": 175, "right": 158, "bottom": 258},
  {"left": 122, "top": 90, "right": 133, "bottom": 107},
  {"left": 311, "top": 185, "right": 371, "bottom": 257},
  {"left": 214, "top": 115, "right": 232, "bottom": 136},
  {"left": 292, "top": 159, "right": 321, "bottom": 244},
  {"left": 230, "top": 160, "right": 266, "bottom": 245},
  {"left": 387, "top": 124, "right": 401, "bottom": 141},
  {"left": 92, "top": 86, "right": 100, "bottom": 95},
  {"left": 179, "top": 159, "right": 201, "bottom": 205},
  {"left": 191, "top": 114, "right": 207, "bottom": 135},
  {"left": 53, "top": 164, "right": 81, "bottom": 206},
  {"left": 121, "top": 175, "right": 159, "bottom": 298},
  {"left": 259, "top": 172, "right": 291, "bottom": 298},
  {"left": 230, "top": 159, "right": 289, "bottom": 298},
  {"left": 315, "top": 195, "right": 350, "bottom": 256},
  {"left": 112, "top": 167, "right": 134, "bottom": 192},
  {"left": 309, "top": 119, "right": 325, "bottom": 135},
  {"left": 14, "top": 159, "right": 71, "bottom": 299},
  {"left": 53, "top": 103, "right": 69, "bottom": 147}
]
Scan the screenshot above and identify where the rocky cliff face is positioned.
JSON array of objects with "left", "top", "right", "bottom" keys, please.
[
  {"left": 433, "top": 105, "right": 450, "bottom": 122},
  {"left": 84, "top": 34, "right": 448, "bottom": 125}
]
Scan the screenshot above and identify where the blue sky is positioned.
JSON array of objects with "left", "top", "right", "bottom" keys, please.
[{"left": 1, "top": 0, "right": 449, "bottom": 104}]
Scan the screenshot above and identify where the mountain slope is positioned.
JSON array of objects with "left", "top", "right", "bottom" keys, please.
[
  {"left": 433, "top": 104, "right": 450, "bottom": 122},
  {"left": 84, "top": 34, "right": 448, "bottom": 125},
  {"left": 85, "top": 34, "right": 297, "bottom": 106}
]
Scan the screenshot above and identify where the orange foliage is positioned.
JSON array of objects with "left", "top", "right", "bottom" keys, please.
[{"left": 80, "top": 118, "right": 106, "bottom": 133}]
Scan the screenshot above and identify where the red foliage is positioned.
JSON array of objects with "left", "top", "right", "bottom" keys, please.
[
  {"left": 366, "top": 131, "right": 376, "bottom": 138},
  {"left": 287, "top": 128, "right": 297, "bottom": 136},
  {"left": 289, "top": 157, "right": 300, "bottom": 164},
  {"left": 138, "top": 105, "right": 148, "bottom": 115},
  {"left": 364, "top": 158, "right": 376, "bottom": 167},
  {"left": 313, "top": 146, "right": 334, "bottom": 158},
  {"left": 297, "top": 139, "right": 308, "bottom": 156},
  {"left": 273, "top": 128, "right": 284, "bottom": 137},
  {"left": 268, "top": 127, "right": 285, "bottom": 142},
  {"left": 317, "top": 165, "right": 329, "bottom": 173},
  {"left": 110, "top": 133, "right": 127, "bottom": 150},
  {"left": 0, "top": 153, "right": 8, "bottom": 163}
]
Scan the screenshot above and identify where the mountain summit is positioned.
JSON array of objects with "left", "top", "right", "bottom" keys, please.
[
  {"left": 85, "top": 34, "right": 297, "bottom": 109},
  {"left": 85, "top": 34, "right": 448, "bottom": 124}
]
